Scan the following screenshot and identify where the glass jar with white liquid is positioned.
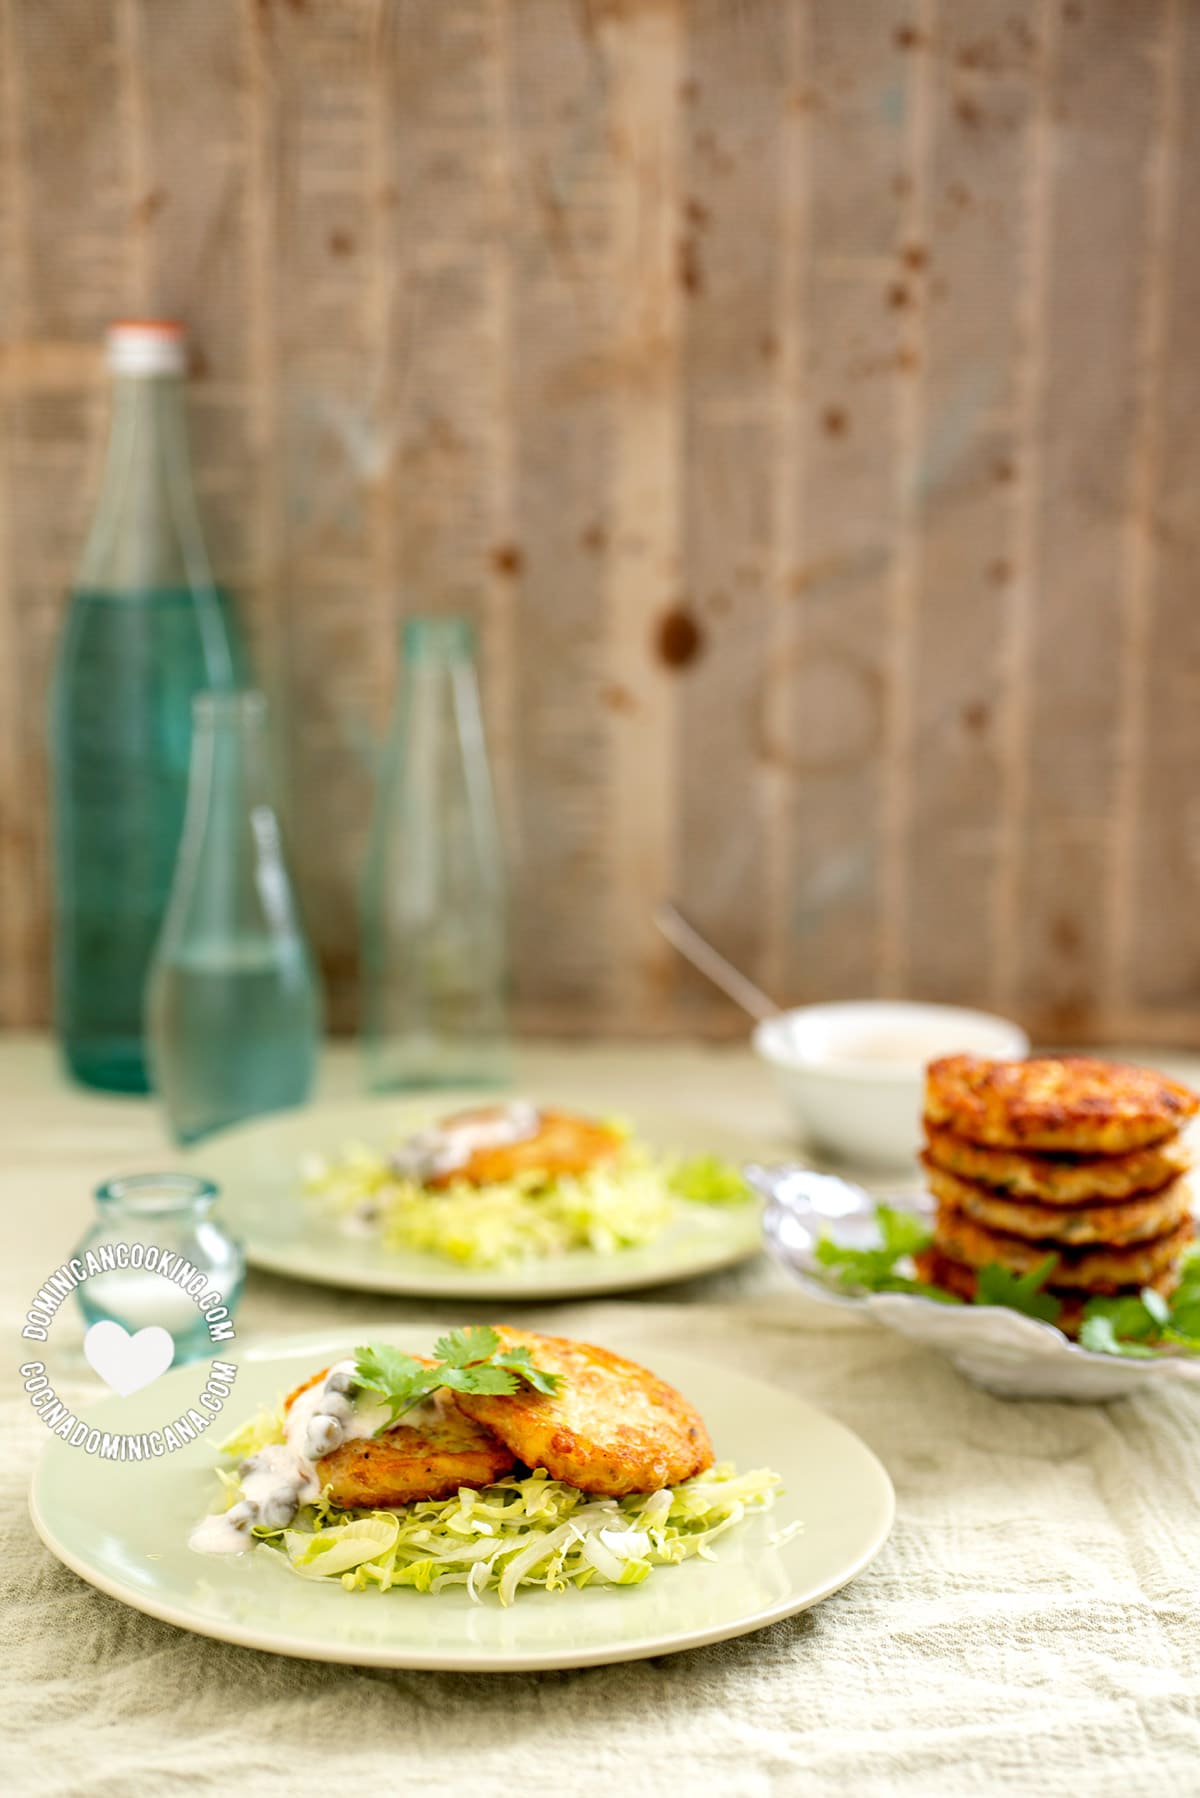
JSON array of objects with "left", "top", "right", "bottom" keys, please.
[{"left": 72, "top": 1172, "right": 245, "bottom": 1363}]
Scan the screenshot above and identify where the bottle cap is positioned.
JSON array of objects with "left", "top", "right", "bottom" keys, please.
[{"left": 106, "top": 319, "right": 187, "bottom": 376}]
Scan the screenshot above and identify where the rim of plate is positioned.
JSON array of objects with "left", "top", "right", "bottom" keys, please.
[
  {"left": 27, "top": 1485, "right": 893, "bottom": 1671},
  {"left": 188, "top": 1097, "right": 771, "bottom": 1299},
  {"left": 28, "top": 1334, "right": 895, "bottom": 1672},
  {"left": 233, "top": 1216, "right": 764, "bottom": 1300}
]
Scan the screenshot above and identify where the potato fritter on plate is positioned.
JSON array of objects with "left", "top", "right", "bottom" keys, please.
[
  {"left": 285, "top": 1366, "right": 515, "bottom": 1506},
  {"left": 424, "top": 1107, "right": 622, "bottom": 1190},
  {"left": 925, "top": 1163, "right": 1195, "bottom": 1247},
  {"left": 452, "top": 1327, "right": 714, "bottom": 1497},
  {"left": 922, "top": 1122, "right": 1191, "bottom": 1204},
  {"left": 924, "top": 1055, "right": 1199, "bottom": 1153},
  {"left": 933, "top": 1205, "right": 1196, "bottom": 1292}
]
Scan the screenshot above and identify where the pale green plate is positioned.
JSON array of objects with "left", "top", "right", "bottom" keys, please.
[
  {"left": 184, "top": 1097, "right": 767, "bottom": 1300},
  {"left": 29, "top": 1327, "right": 894, "bottom": 1671}
]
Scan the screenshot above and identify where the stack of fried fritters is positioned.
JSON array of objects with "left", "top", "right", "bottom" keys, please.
[{"left": 916, "top": 1055, "right": 1198, "bottom": 1333}]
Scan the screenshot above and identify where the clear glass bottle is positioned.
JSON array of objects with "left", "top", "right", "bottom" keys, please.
[
  {"left": 362, "top": 616, "right": 509, "bottom": 1089},
  {"left": 73, "top": 1173, "right": 244, "bottom": 1365},
  {"left": 146, "top": 690, "right": 321, "bottom": 1142},
  {"left": 49, "top": 320, "right": 243, "bottom": 1093}
]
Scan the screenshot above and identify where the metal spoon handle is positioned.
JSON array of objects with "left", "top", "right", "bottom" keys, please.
[{"left": 654, "top": 901, "right": 780, "bottom": 1024}]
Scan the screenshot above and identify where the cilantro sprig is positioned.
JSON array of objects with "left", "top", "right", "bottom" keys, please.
[
  {"left": 814, "top": 1206, "right": 957, "bottom": 1301},
  {"left": 1077, "top": 1248, "right": 1200, "bottom": 1358},
  {"left": 975, "top": 1255, "right": 1062, "bottom": 1324},
  {"left": 814, "top": 1209, "right": 1200, "bottom": 1359},
  {"left": 351, "top": 1328, "right": 562, "bottom": 1434}
]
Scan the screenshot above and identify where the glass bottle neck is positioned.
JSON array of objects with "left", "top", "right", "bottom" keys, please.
[
  {"left": 383, "top": 623, "right": 502, "bottom": 902},
  {"left": 159, "top": 694, "right": 303, "bottom": 955},
  {"left": 79, "top": 371, "right": 215, "bottom": 598}
]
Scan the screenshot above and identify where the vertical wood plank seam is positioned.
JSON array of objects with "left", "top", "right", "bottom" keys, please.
[
  {"left": 366, "top": 0, "right": 398, "bottom": 731},
  {"left": 878, "top": 0, "right": 936, "bottom": 997},
  {"left": 761, "top": 0, "right": 808, "bottom": 1004},
  {"left": 0, "top": 0, "right": 36, "bottom": 1021},
  {"left": 993, "top": 0, "right": 1058, "bottom": 1016},
  {"left": 118, "top": 0, "right": 151, "bottom": 309},
  {"left": 483, "top": 0, "right": 519, "bottom": 865},
  {"left": 1106, "top": 0, "right": 1181, "bottom": 1013},
  {"left": 240, "top": 0, "right": 284, "bottom": 713},
  {"left": 604, "top": 0, "right": 683, "bottom": 1030}
]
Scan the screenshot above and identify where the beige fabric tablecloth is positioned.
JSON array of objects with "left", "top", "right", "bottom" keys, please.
[{"left": 2, "top": 1038, "right": 1199, "bottom": 1797}]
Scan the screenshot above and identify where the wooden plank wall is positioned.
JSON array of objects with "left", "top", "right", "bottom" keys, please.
[{"left": 1, "top": 0, "right": 1198, "bottom": 1042}]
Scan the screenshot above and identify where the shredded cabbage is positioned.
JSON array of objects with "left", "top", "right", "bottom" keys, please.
[
  {"left": 248, "top": 1464, "right": 782, "bottom": 1604},
  {"left": 217, "top": 1403, "right": 286, "bottom": 1460},
  {"left": 301, "top": 1137, "right": 752, "bottom": 1268}
]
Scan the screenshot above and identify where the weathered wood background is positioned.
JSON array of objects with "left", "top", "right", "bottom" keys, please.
[{"left": 2, "top": 0, "right": 1199, "bottom": 1041}]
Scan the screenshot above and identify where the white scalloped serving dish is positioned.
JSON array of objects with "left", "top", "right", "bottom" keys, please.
[{"left": 751, "top": 1165, "right": 1200, "bottom": 1402}]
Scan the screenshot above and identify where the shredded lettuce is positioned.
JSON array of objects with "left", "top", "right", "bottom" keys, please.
[
  {"left": 248, "top": 1465, "right": 781, "bottom": 1604},
  {"left": 302, "top": 1138, "right": 751, "bottom": 1268},
  {"left": 667, "top": 1154, "right": 755, "bottom": 1206},
  {"left": 217, "top": 1402, "right": 286, "bottom": 1459}
]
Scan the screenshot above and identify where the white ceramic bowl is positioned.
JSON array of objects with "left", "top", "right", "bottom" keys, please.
[{"left": 753, "top": 1000, "right": 1030, "bottom": 1169}]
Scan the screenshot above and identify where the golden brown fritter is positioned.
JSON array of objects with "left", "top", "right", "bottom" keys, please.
[
  {"left": 284, "top": 1365, "right": 515, "bottom": 1507},
  {"left": 933, "top": 1205, "right": 1195, "bottom": 1293},
  {"left": 924, "top": 1055, "right": 1199, "bottom": 1153},
  {"left": 913, "top": 1247, "right": 1181, "bottom": 1338},
  {"left": 452, "top": 1327, "right": 713, "bottom": 1498},
  {"left": 923, "top": 1122, "right": 1191, "bottom": 1204},
  {"left": 924, "top": 1163, "right": 1195, "bottom": 1247},
  {"left": 427, "top": 1108, "right": 622, "bottom": 1190},
  {"left": 315, "top": 1401, "right": 515, "bottom": 1507}
]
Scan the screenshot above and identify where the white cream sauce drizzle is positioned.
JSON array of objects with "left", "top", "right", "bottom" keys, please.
[
  {"left": 188, "top": 1358, "right": 444, "bottom": 1556},
  {"left": 387, "top": 1102, "right": 541, "bottom": 1184}
]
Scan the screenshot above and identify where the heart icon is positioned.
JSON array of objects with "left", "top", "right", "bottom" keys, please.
[{"left": 83, "top": 1320, "right": 175, "bottom": 1396}]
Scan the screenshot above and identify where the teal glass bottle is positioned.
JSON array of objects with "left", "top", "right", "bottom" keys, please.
[
  {"left": 361, "top": 616, "right": 509, "bottom": 1089},
  {"left": 146, "top": 691, "right": 321, "bottom": 1142},
  {"left": 49, "top": 320, "right": 241, "bottom": 1093}
]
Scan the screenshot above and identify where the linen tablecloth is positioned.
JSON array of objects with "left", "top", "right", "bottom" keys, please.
[{"left": 2, "top": 1039, "right": 1199, "bottom": 1797}]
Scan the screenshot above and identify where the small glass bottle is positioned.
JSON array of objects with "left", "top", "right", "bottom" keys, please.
[
  {"left": 146, "top": 690, "right": 322, "bottom": 1142},
  {"left": 49, "top": 320, "right": 243, "bottom": 1093},
  {"left": 362, "top": 616, "right": 509, "bottom": 1089},
  {"left": 73, "top": 1173, "right": 245, "bottom": 1365}
]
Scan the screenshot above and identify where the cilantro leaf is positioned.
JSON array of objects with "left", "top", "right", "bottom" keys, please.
[
  {"left": 1168, "top": 1298, "right": 1200, "bottom": 1340},
  {"left": 812, "top": 1204, "right": 1199, "bottom": 1353},
  {"left": 494, "top": 1345, "right": 563, "bottom": 1393},
  {"left": 352, "top": 1343, "right": 427, "bottom": 1398},
  {"left": 975, "top": 1256, "right": 1062, "bottom": 1323},
  {"left": 1078, "top": 1292, "right": 1162, "bottom": 1343},
  {"left": 812, "top": 1208, "right": 937, "bottom": 1297},
  {"left": 1078, "top": 1285, "right": 1200, "bottom": 1358},
  {"left": 433, "top": 1326, "right": 500, "bottom": 1369},
  {"left": 814, "top": 1237, "right": 906, "bottom": 1289},
  {"left": 436, "top": 1363, "right": 520, "bottom": 1396},
  {"left": 1077, "top": 1315, "right": 1158, "bottom": 1358},
  {"left": 352, "top": 1333, "right": 562, "bottom": 1434},
  {"left": 350, "top": 1345, "right": 439, "bottom": 1429},
  {"left": 877, "top": 1205, "right": 932, "bottom": 1259}
]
